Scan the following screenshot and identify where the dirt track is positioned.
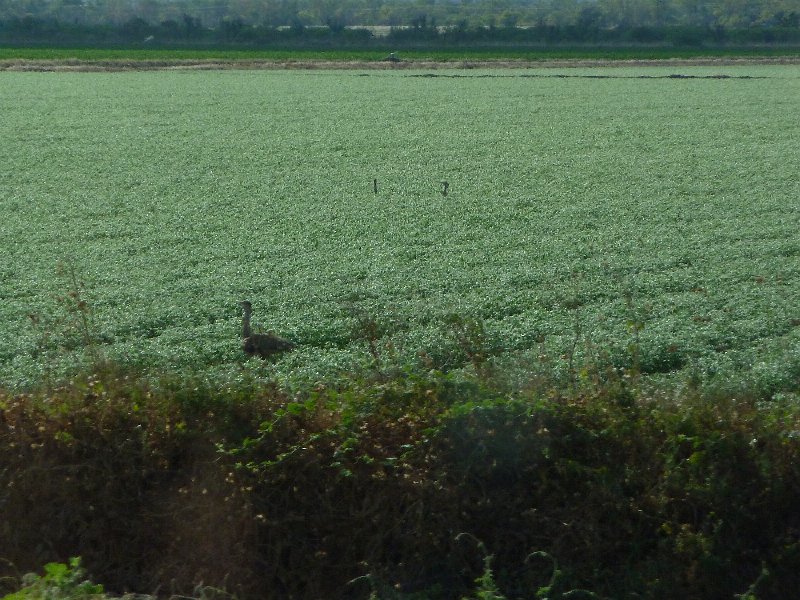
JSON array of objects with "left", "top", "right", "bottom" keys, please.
[{"left": 2, "top": 56, "right": 799, "bottom": 72}]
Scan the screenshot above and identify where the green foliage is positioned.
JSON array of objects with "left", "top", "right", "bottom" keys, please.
[
  {"left": 1, "top": 66, "right": 798, "bottom": 395},
  {"left": 4, "top": 356, "right": 797, "bottom": 599},
  {"left": 3, "top": 558, "right": 104, "bottom": 600},
  {"left": 1, "top": 61, "right": 799, "bottom": 600},
  {"left": 456, "top": 535, "right": 506, "bottom": 600}
]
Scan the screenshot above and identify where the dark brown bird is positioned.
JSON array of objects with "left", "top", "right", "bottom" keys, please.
[{"left": 240, "top": 300, "right": 294, "bottom": 358}]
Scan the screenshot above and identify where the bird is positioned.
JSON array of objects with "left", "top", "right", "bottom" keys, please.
[{"left": 239, "top": 300, "right": 295, "bottom": 358}]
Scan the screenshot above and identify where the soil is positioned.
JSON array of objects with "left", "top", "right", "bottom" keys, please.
[{"left": 2, "top": 56, "right": 799, "bottom": 72}]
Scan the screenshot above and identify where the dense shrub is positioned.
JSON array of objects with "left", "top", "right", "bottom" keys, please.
[{"left": 1, "top": 363, "right": 799, "bottom": 599}]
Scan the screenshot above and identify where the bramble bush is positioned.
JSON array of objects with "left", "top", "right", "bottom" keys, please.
[
  {"left": 2, "top": 557, "right": 104, "bottom": 600},
  {"left": 1, "top": 354, "right": 799, "bottom": 599}
]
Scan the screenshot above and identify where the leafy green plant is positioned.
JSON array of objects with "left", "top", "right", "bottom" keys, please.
[
  {"left": 25, "top": 261, "right": 104, "bottom": 388},
  {"left": 446, "top": 315, "right": 494, "bottom": 379},
  {"left": 53, "top": 262, "right": 97, "bottom": 356},
  {"left": 456, "top": 534, "right": 506, "bottom": 600},
  {"left": 3, "top": 558, "right": 104, "bottom": 600},
  {"left": 526, "top": 552, "right": 599, "bottom": 600}
]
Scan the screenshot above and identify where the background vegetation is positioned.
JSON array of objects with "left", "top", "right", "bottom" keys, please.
[
  {"left": 3, "top": 0, "right": 800, "bottom": 30},
  {"left": 1, "top": 0, "right": 799, "bottom": 49}
]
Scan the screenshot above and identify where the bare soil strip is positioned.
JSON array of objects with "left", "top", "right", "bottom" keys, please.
[{"left": 2, "top": 56, "right": 799, "bottom": 72}]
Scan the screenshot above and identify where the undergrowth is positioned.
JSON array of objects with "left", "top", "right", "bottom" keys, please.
[
  {"left": 1, "top": 344, "right": 799, "bottom": 600},
  {"left": 2, "top": 558, "right": 104, "bottom": 600}
]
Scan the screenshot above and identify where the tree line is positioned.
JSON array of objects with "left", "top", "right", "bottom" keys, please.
[{"left": 1, "top": 0, "right": 798, "bottom": 47}]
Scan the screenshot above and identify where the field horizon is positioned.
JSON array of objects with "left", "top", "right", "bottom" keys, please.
[{"left": 3, "top": 45, "right": 800, "bottom": 72}]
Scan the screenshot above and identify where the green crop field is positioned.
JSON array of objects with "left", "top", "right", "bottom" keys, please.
[{"left": 1, "top": 64, "right": 798, "bottom": 391}]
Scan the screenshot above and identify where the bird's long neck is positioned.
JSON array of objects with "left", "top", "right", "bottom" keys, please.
[{"left": 242, "top": 309, "right": 252, "bottom": 339}]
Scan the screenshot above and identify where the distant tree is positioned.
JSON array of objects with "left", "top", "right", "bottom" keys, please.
[
  {"left": 120, "top": 16, "right": 153, "bottom": 40},
  {"left": 52, "top": 0, "right": 86, "bottom": 24},
  {"left": 574, "top": 5, "right": 604, "bottom": 40},
  {"left": 220, "top": 16, "right": 246, "bottom": 41},
  {"left": 1, "top": 0, "right": 798, "bottom": 46},
  {"left": 773, "top": 11, "right": 800, "bottom": 27},
  {"left": 102, "top": 0, "right": 135, "bottom": 24},
  {"left": 227, "top": 0, "right": 266, "bottom": 25},
  {"left": 182, "top": 12, "right": 202, "bottom": 38},
  {"left": 159, "top": 18, "right": 180, "bottom": 39},
  {"left": 410, "top": 13, "right": 428, "bottom": 30},
  {"left": 499, "top": 11, "right": 520, "bottom": 28},
  {"left": 138, "top": 0, "right": 161, "bottom": 24},
  {"left": 713, "top": 0, "right": 762, "bottom": 27}
]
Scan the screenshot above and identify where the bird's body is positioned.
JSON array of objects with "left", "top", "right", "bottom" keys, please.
[{"left": 240, "top": 301, "right": 294, "bottom": 358}]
